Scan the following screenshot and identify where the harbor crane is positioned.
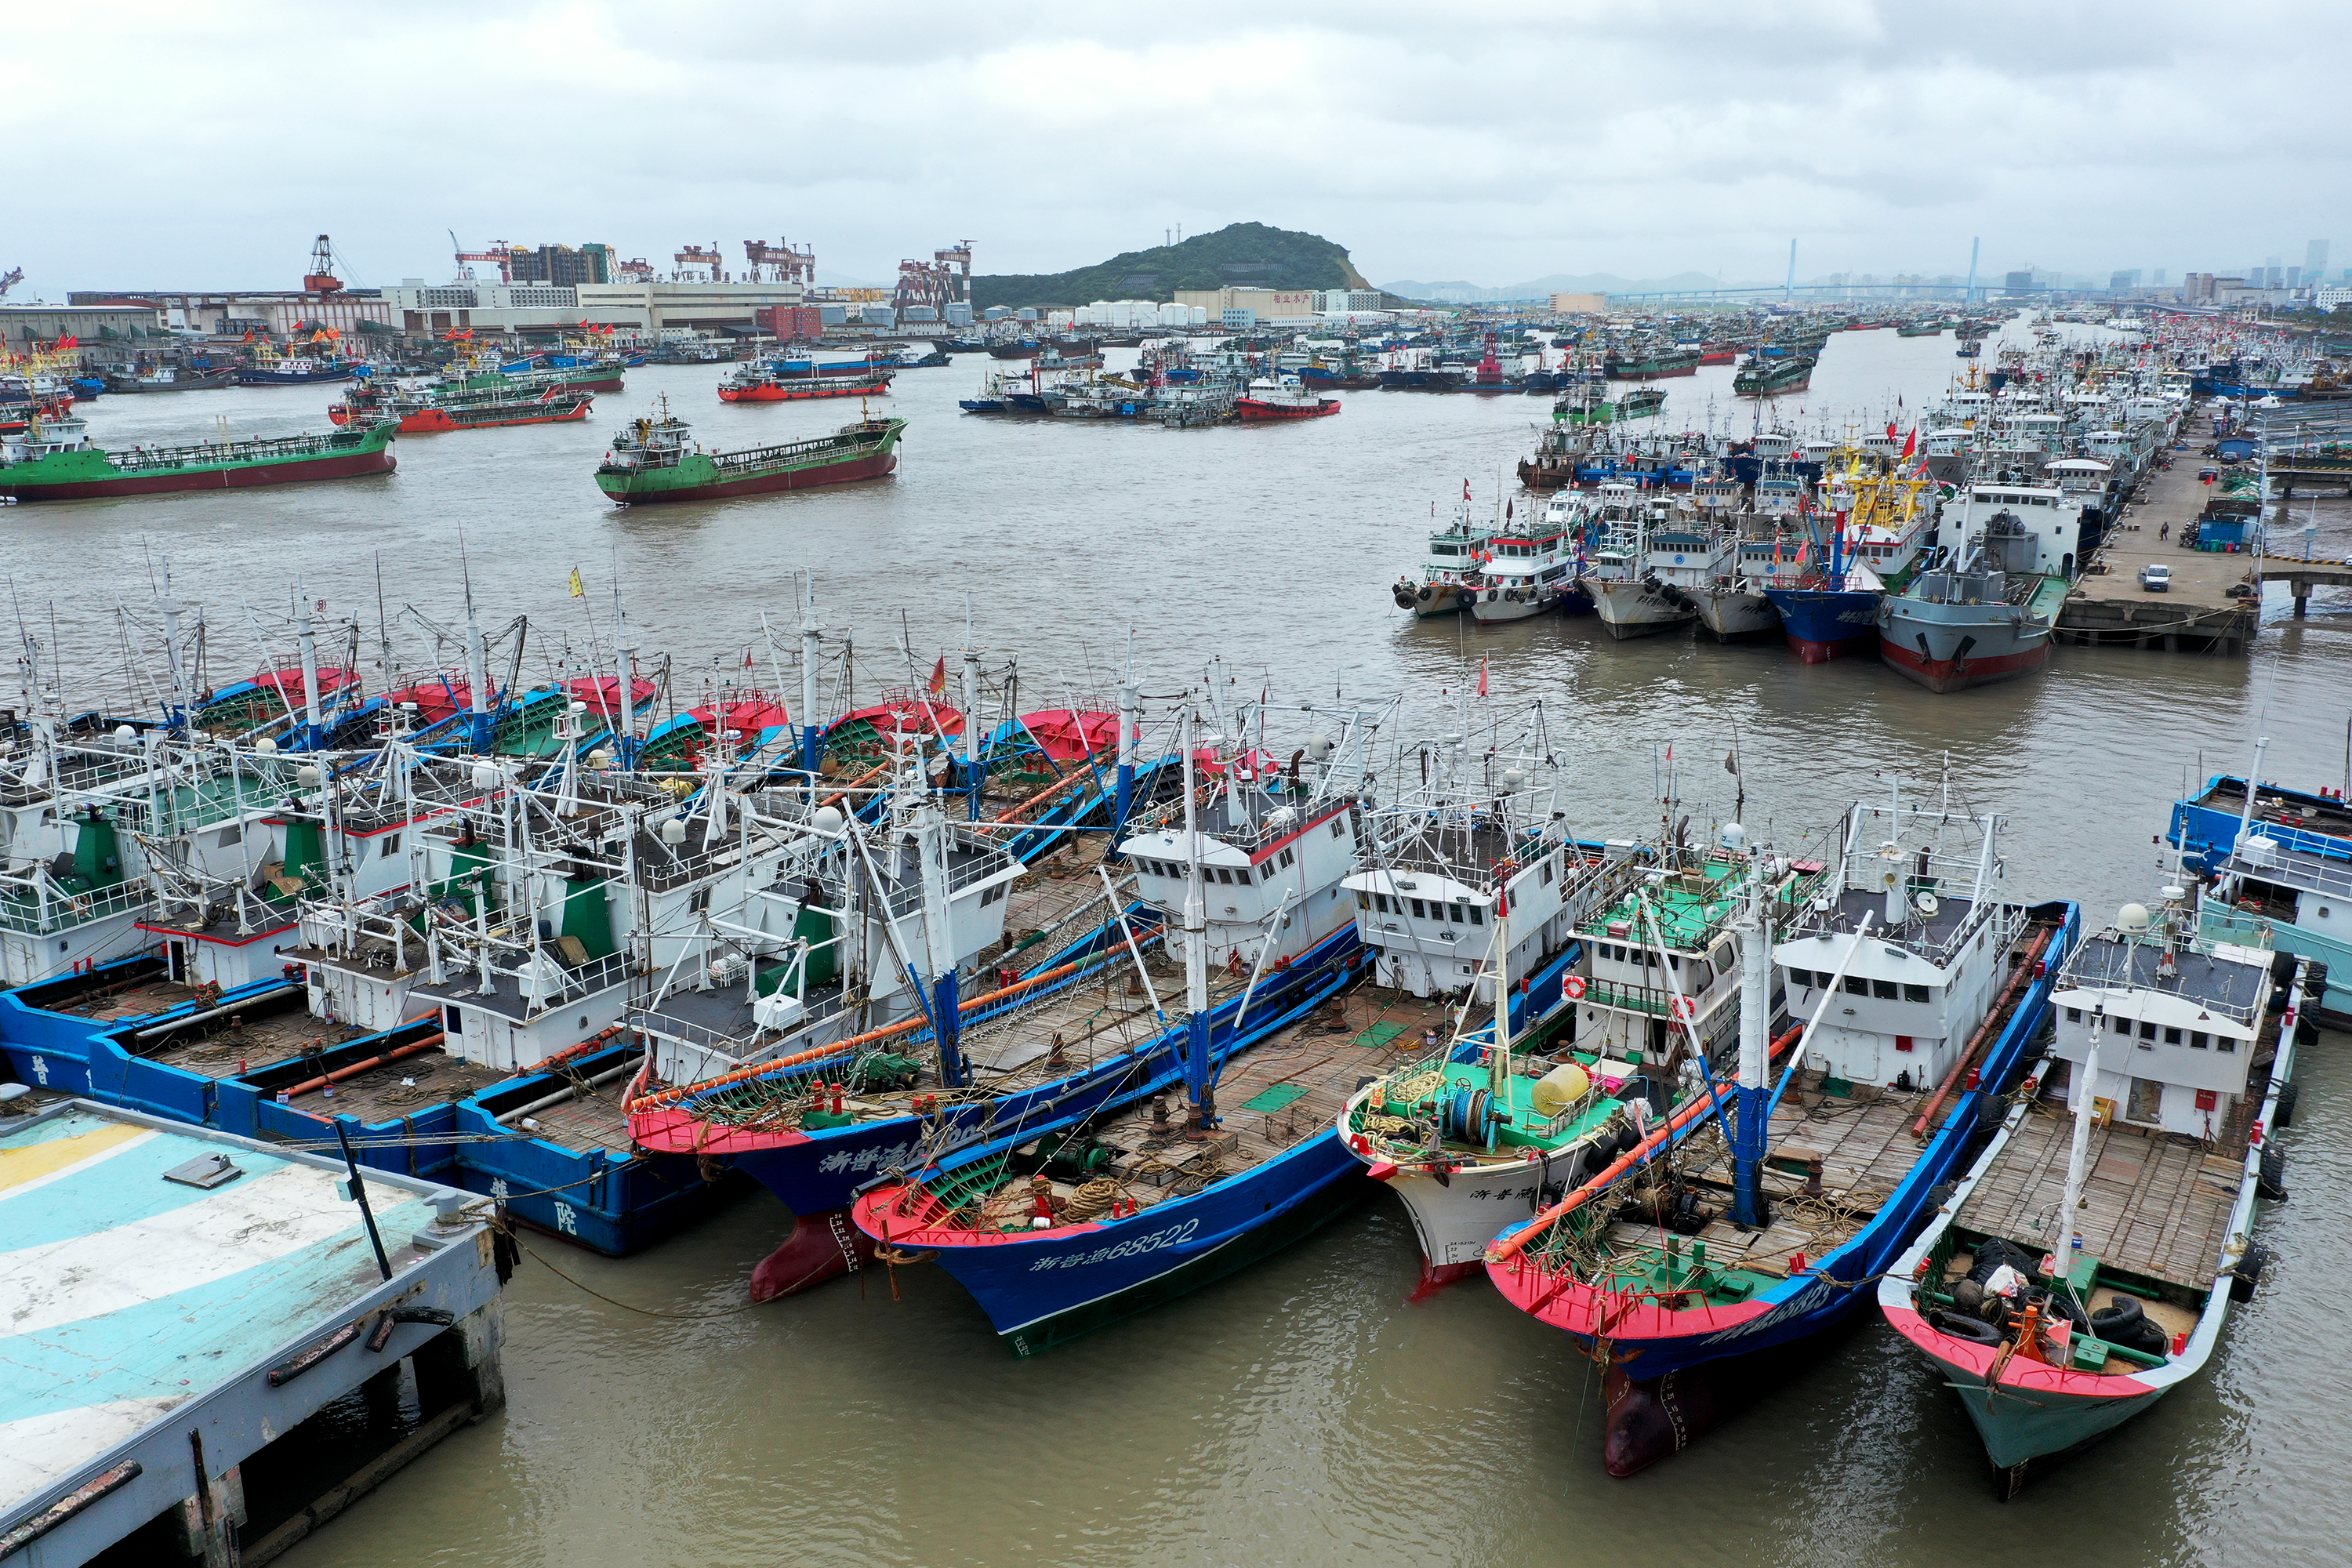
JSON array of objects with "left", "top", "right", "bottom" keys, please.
[
  {"left": 448, "top": 231, "right": 517, "bottom": 284},
  {"left": 673, "top": 244, "right": 728, "bottom": 282},
  {"left": 303, "top": 234, "right": 348, "bottom": 293},
  {"left": 0, "top": 267, "right": 21, "bottom": 302},
  {"left": 742, "top": 237, "right": 815, "bottom": 286}
]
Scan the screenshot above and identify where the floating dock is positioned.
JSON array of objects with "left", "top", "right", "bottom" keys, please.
[
  {"left": 2056, "top": 419, "right": 2259, "bottom": 654},
  {"left": 0, "top": 1101, "right": 506, "bottom": 1567}
]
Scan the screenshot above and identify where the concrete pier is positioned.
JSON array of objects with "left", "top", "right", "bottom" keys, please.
[
  {"left": 2056, "top": 413, "right": 2259, "bottom": 654},
  {"left": 0, "top": 1102, "right": 506, "bottom": 1566}
]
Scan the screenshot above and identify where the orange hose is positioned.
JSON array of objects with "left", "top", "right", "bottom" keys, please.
[
  {"left": 1907, "top": 923, "right": 2055, "bottom": 1139},
  {"left": 1486, "top": 1023, "right": 1803, "bottom": 1265},
  {"left": 993, "top": 772, "right": 1087, "bottom": 825},
  {"left": 625, "top": 956, "right": 1094, "bottom": 1112},
  {"left": 281, "top": 1032, "right": 446, "bottom": 1098}
]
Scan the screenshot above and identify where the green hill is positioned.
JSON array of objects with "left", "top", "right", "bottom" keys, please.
[{"left": 971, "top": 223, "right": 1371, "bottom": 310}]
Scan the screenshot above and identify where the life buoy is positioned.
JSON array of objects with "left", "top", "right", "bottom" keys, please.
[
  {"left": 1671, "top": 995, "right": 1697, "bottom": 1022},
  {"left": 1563, "top": 975, "right": 1587, "bottom": 1000}
]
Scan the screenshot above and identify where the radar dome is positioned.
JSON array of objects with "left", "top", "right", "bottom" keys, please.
[{"left": 2118, "top": 902, "right": 2151, "bottom": 932}]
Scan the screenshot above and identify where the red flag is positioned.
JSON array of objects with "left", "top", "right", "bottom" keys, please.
[
  {"left": 1462, "top": 478, "right": 1471, "bottom": 502},
  {"left": 1886, "top": 420, "right": 1898, "bottom": 438},
  {"left": 1900, "top": 427, "right": 1918, "bottom": 459},
  {"left": 927, "top": 655, "right": 947, "bottom": 696},
  {"left": 1477, "top": 657, "right": 1489, "bottom": 698}
]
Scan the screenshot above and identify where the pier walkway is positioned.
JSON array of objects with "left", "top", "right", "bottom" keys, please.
[{"left": 2056, "top": 413, "right": 2259, "bottom": 654}]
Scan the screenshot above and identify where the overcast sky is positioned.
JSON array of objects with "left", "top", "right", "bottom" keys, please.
[{"left": 9, "top": 1, "right": 2342, "bottom": 296}]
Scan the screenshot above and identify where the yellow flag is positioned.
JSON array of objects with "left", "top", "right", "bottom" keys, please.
[{"left": 568, "top": 568, "right": 585, "bottom": 598}]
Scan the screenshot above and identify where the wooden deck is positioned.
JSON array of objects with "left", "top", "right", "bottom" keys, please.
[
  {"left": 980, "top": 985, "right": 1431, "bottom": 1225},
  {"left": 1955, "top": 1106, "right": 2245, "bottom": 1292},
  {"left": 1953, "top": 993, "right": 2281, "bottom": 1295}
]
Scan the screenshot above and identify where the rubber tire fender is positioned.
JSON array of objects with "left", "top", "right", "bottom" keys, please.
[
  {"left": 1932, "top": 1311, "right": 2004, "bottom": 1346},
  {"left": 2258, "top": 1147, "right": 2288, "bottom": 1202},
  {"left": 2089, "top": 1296, "right": 2144, "bottom": 1341},
  {"left": 2274, "top": 1080, "right": 2298, "bottom": 1130},
  {"left": 2230, "top": 1240, "right": 2270, "bottom": 1304}
]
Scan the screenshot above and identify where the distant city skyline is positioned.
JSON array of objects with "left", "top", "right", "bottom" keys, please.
[{"left": 5, "top": 2, "right": 2343, "bottom": 298}]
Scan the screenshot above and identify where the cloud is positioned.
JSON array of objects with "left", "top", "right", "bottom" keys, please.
[{"left": 6, "top": 0, "right": 2339, "bottom": 295}]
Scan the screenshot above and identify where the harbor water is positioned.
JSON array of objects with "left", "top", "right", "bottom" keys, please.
[{"left": 10, "top": 325, "right": 2350, "bottom": 1566}]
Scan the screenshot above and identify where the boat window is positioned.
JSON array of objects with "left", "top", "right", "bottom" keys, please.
[
  {"left": 2165, "top": 1026, "right": 2183, "bottom": 1045},
  {"left": 2216, "top": 1034, "right": 2236, "bottom": 1054},
  {"left": 1844, "top": 975, "right": 1868, "bottom": 995},
  {"left": 1872, "top": 980, "right": 1898, "bottom": 1000},
  {"left": 1468, "top": 906, "right": 1483, "bottom": 925},
  {"left": 1279, "top": 848, "right": 1295, "bottom": 867},
  {"left": 382, "top": 833, "right": 401, "bottom": 857},
  {"left": 2111, "top": 1015, "right": 2130, "bottom": 1035},
  {"left": 690, "top": 886, "right": 711, "bottom": 913},
  {"left": 1787, "top": 967, "right": 1812, "bottom": 989},
  {"left": 1332, "top": 820, "right": 1345, "bottom": 838},
  {"left": 1667, "top": 954, "right": 1681, "bottom": 971},
  {"left": 1904, "top": 984, "right": 1931, "bottom": 1004},
  {"left": 1541, "top": 859, "right": 1555, "bottom": 884},
  {"left": 2065, "top": 1007, "right": 2082, "bottom": 1022},
  {"left": 1450, "top": 904, "right": 1467, "bottom": 924},
  {"left": 1410, "top": 898, "right": 1426, "bottom": 919},
  {"left": 2189, "top": 1031, "right": 2208, "bottom": 1049},
  {"left": 1355, "top": 893, "right": 1369, "bottom": 910},
  {"left": 2138, "top": 1020, "right": 2157, "bottom": 1040}
]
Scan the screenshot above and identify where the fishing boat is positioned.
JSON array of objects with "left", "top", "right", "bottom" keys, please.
[
  {"left": 1880, "top": 889, "right": 2303, "bottom": 1496},
  {"left": 1391, "top": 501, "right": 1497, "bottom": 616},
  {"left": 846, "top": 709, "right": 1390, "bottom": 1354},
  {"left": 1606, "top": 346, "right": 1702, "bottom": 380},
  {"left": 593, "top": 402, "right": 903, "bottom": 503},
  {"left": 103, "top": 365, "right": 238, "bottom": 393},
  {"left": 1234, "top": 376, "right": 1340, "bottom": 420},
  {"left": 637, "top": 700, "right": 1370, "bottom": 1303},
  {"left": 1334, "top": 752, "right": 1622, "bottom": 1291},
  {"left": 0, "top": 413, "right": 396, "bottom": 501},
  {"left": 1468, "top": 496, "right": 1587, "bottom": 622},
  {"left": 718, "top": 365, "right": 893, "bottom": 403},
  {"left": 1616, "top": 387, "right": 1666, "bottom": 419},
  {"left": 1582, "top": 485, "right": 1700, "bottom": 640},
  {"left": 239, "top": 353, "right": 356, "bottom": 387},
  {"left": 2169, "top": 750, "right": 2352, "bottom": 1029},
  {"left": 1762, "top": 448, "right": 1933, "bottom": 662},
  {"left": 1877, "top": 481, "right": 2073, "bottom": 693},
  {"left": 1733, "top": 352, "right": 1816, "bottom": 397},
  {"left": 1487, "top": 790, "right": 2078, "bottom": 1475}
]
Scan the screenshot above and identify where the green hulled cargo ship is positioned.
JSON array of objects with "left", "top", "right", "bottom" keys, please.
[
  {"left": 0, "top": 412, "right": 396, "bottom": 501},
  {"left": 594, "top": 405, "right": 905, "bottom": 504}
]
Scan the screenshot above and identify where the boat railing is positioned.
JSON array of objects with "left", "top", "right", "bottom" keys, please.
[
  {"left": 0, "top": 868, "right": 147, "bottom": 936},
  {"left": 2058, "top": 931, "right": 2265, "bottom": 1027}
]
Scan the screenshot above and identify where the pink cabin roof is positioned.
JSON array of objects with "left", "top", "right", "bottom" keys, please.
[
  {"left": 1020, "top": 709, "right": 1118, "bottom": 761},
  {"left": 568, "top": 675, "right": 659, "bottom": 718}
]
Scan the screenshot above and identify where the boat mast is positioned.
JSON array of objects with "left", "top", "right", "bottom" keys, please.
[
  {"left": 1488, "top": 873, "right": 1512, "bottom": 1105},
  {"left": 292, "top": 579, "right": 325, "bottom": 746},
  {"left": 800, "top": 575, "right": 823, "bottom": 778},
  {"left": 155, "top": 561, "right": 189, "bottom": 735},
  {"left": 1732, "top": 828, "right": 1770, "bottom": 1227},
  {"left": 961, "top": 595, "right": 982, "bottom": 821},
  {"left": 2060, "top": 998, "right": 2110, "bottom": 1294},
  {"left": 2230, "top": 735, "right": 2271, "bottom": 878},
  {"left": 1181, "top": 704, "right": 1215, "bottom": 1136},
  {"left": 463, "top": 572, "right": 492, "bottom": 754}
]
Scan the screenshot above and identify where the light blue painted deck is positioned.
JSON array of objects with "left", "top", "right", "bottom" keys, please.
[{"left": 0, "top": 1102, "right": 502, "bottom": 1565}]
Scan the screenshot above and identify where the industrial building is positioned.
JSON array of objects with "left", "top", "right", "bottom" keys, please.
[
  {"left": 2, "top": 301, "right": 169, "bottom": 354},
  {"left": 63, "top": 289, "right": 394, "bottom": 339},
  {"left": 1172, "top": 287, "right": 1319, "bottom": 325}
]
